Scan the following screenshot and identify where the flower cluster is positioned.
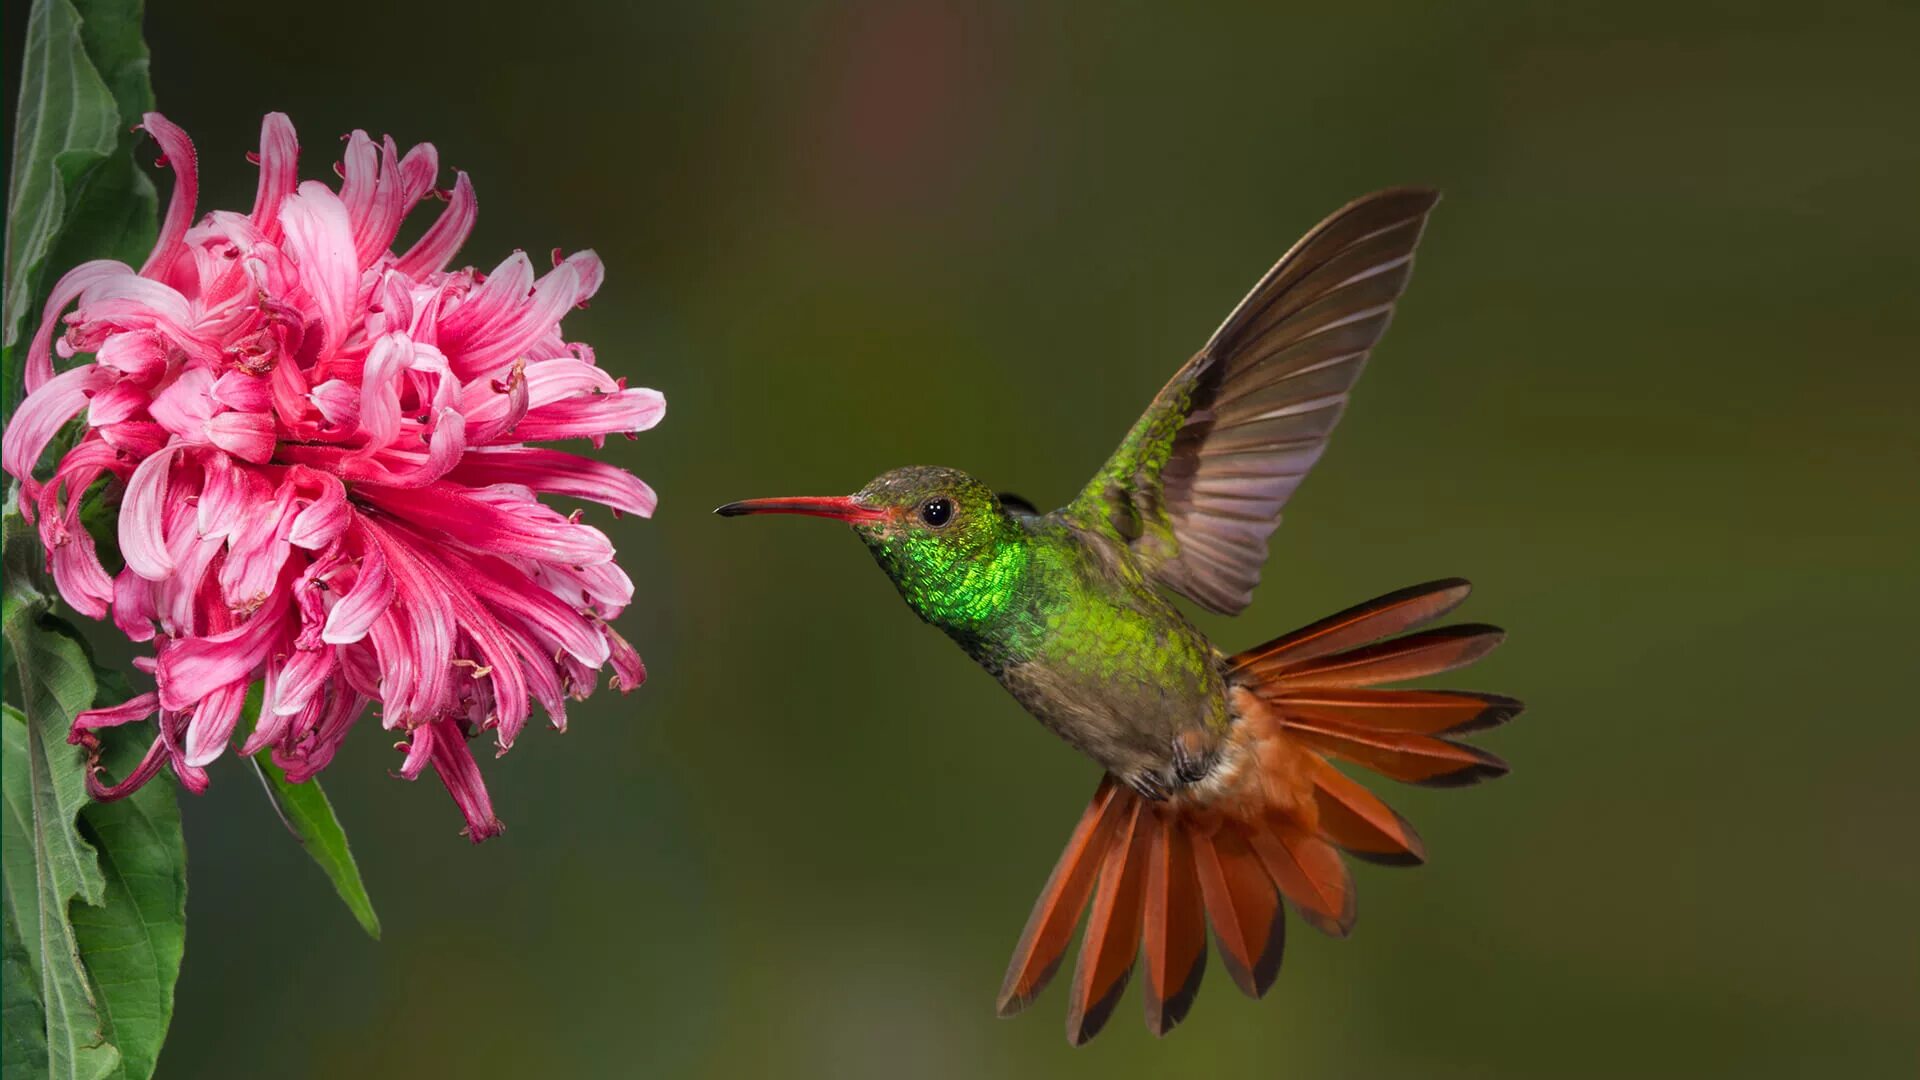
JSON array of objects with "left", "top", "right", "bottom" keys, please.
[{"left": 2, "top": 113, "right": 662, "bottom": 840}]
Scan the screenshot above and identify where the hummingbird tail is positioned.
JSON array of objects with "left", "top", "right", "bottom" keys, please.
[{"left": 997, "top": 579, "right": 1521, "bottom": 1045}]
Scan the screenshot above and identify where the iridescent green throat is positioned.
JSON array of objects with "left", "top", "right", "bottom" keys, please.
[{"left": 857, "top": 517, "right": 1035, "bottom": 659}]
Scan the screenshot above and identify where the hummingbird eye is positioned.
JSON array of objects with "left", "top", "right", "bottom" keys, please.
[{"left": 920, "top": 497, "right": 954, "bottom": 528}]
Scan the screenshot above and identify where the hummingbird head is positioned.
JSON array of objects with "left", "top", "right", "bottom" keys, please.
[{"left": 716, "top": 466, "right": 1031, "bottom": 633}]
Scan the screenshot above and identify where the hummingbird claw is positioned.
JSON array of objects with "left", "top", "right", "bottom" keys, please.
[
  {"left": 1170, "top": 737, "right": 1219, "bottom": 785},
  {"left": 1125, "top": 771, "right": 1172, "bottom": 802}
]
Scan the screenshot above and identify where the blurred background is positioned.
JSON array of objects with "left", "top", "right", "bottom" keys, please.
[{"left": 8, "top": 1, "right": 1920, "bottom": 1076}]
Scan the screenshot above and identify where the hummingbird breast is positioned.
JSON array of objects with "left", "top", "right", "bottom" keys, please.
[{"left": 982, "top": 518, "right": 1232, "bottom": 788}]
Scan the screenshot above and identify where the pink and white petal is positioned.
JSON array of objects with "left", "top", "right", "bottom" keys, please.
[
  {"left": 321, "top": 542, "right": 394, "bottom": 645},
  {"left": 250, "top": 113, "right": 300, "bottom": 234},
  {"left": 120, "top": 442, "right": 189, "bottom": 580},
  {"left": 2, "top": 364, "right": 110, "bottom": 487},
  {"left": 136, "top": 113, "right": 200, "bottom": 282},
  {"left": 354, "top": 482, "right": 615, "bottom": 566},
  {"left": 85, "top": 380, "right": 148, "bottom": 426},
  {"left": 91, "top": 326, "right": 172, "bottom": 384},
  {"left": 269, "top": 646, "right": 336, "bottom": 717},
  {"left": 394, "top": 170, "right": 475, "bottom": 279},
  {"left": 605, "top": 624, "right": 646, "bottom": 692},
  {"left": 211, "top": 369, "right": 274, "bottom": 413},
  {"left": 445, "top": 447, "right": 657, "bottom": 518},
  {"left": 512, "top": 387, "right": 665, "bottom": 443},
  {"left": 111, "top": 567, "right": 159, "bottom": 642},
  {"left": 147, "top": 366, "right": 217, "bottom": 439},
  {"left": 25, "top": 260, "right": 131, "bottom": 391},
  {"left": 182, "top": 681, "right": 248, "bottom": 767},
  {"left": 205, "top": 411, "right": 277, "bottom": 464},
  {"left": 217, "top": 483, "right": 295, "bottom": 609},
  {"left": 426, "top": 718, "right": 504, "bottom": 842},
  {"left": 277, "top": 182, "right": 360, "bottom": 355},
  {"left": 307, "top": 379, "right": 359, "bottom": 430},
  {"left": 51, "top": 524, "right": 113, "bottom": 619},
  {"left": 156, "top": 591, "right": 289, "bottom": 710},
  {"left": 72, "top": 692, "right": 161, "bottom": 734},
  {"left": 287, "top": 470, "right": 350, "bottom": 550}
]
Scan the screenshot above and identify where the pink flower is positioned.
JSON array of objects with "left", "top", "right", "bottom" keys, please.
[{"left": 3, "top": 113, "right": 661, "bottom": 841}]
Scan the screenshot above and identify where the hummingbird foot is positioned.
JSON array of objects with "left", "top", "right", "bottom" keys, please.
[
  {"left": 1169, "top": 733, "right": 1221, "bottom": 785},
  {"left": 1124, "top": 771, "right": 1172, "bottom": 802}
]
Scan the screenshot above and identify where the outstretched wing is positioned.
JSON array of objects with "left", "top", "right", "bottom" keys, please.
[{"left": 1063, "top": 188, "right": 1440, "bottom": 614}]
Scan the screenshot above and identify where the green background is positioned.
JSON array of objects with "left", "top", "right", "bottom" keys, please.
[{"left": 13, "top": 2, "right": 1920, "bottom": 1076}]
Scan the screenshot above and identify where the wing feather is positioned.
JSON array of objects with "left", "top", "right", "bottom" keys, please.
[{"left": 1064, "top": 188, "right": 1441, "bottom": 614}]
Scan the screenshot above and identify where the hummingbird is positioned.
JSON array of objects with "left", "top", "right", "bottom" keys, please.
[{"left": 717, "top": 188, "right": 1520, "bottom": 1044}]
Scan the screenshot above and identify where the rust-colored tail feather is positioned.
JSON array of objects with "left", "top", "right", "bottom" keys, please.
[
  {"left": 1192, "top": 823, "right": 1286, "bottom": 999},
  {"left": 1140, "top": 810, "right": 1207, "bottom": 1036},
  {"left": 1066, "top": 797, "right": 1152, "bottom": 1045},
  {"left": 997, "top": 778, "right": 1125, "bottom": 1017},
  {"left": 999, "top": 580, "right": 1518, "bottom": 1044}
]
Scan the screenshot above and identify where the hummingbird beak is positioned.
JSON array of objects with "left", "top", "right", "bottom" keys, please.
[{"left": 712, "top": 495, "right": 889, "bottom": 524}]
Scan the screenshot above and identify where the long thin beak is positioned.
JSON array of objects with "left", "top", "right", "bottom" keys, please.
[{"left": 713, "top": 495, "right": 889, "bottom": 523}]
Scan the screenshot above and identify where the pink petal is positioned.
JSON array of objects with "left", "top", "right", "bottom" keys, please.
[
  {"left": 1, "top": 364, "right": 110, "bottom": 488},
  {"left": 137, "top": 113, "right": 200, "bottom": 282},
  {"left": 287, "top": 470, "right": 350, "bottom": 550},
  {"left": 250, "top": 113, "right": 299, "bottom": 234},
  {"left": 93, "top": 327, "right": 174, "bottom": 381},
  {"left": 394, "top": 170, "right": 475, "bottom": 278},
  {"left": 86, "top": 380, "right": 148, "bottom": 426},
  {"left": 26, "top": 261, "right": 131, "bottom": 391},
  {"left": 147, "top": 366, "right": 216, "bottom": 438},
  {"left": 268, "top": 646, "right": 335, "bottom": 717},
  {"left": 355, "top": 482, "right": 615, "bottom": 566},
  {"left": 446, "top": 447, "right": 657, "bottom": 517},
  {"left": 182, "top": 681, "right": 247, "bottom": 767},
  {"left": 156, "top": 591, "right": 288, "bottom": 710},
  {"left": 72, "top": 692, "right": 161, "bottom": 733},
  {"left": 512, "top": 386, "right": 665, "bottom": 443},
  {"left": 320, "top": 542, "right": 392, "bottom": 645},
  {"left": 119, "top": 442, "right": 188, "bottom": 580},
  {"left": 205, "top": 411, "right": 276, "bottom": 463},
  {"left": 212, "top": 369, "right": 273, "bottom": 413},
  {"left": 277, "top": 181, "right": 359, "bottom": 356},
  {"left": 426, "top": 718, "right": 504, "bottom": 843},
  {"left": 113, "top": 568, "right": 158, "bottom": 642}
]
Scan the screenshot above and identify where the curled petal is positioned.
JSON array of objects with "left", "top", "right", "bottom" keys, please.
[
  {"left": 277, "top": 182, "right": 358, "bottom": 356},
  {"left": 72, "top": 692, "right": 161, "bottom": 735},
  {"left": 394, "top": 170, "right": 475, "bottom": 278},
  {"left": 426, "top": 719, "right": 504, "bottom": 843},
  {"left": 183, "top": 681, "right": 248, "bottom": 767},
  {"left": 94, "top": 328, "right": 174, "bottom": 382},
  {"left": 25, "top": 260, "right": 130, "bottom": 391},
  {"left": 446, "top": 447, "right": 657, "bottom": 518},
  {"left": 138, "top": 113, "right": 200, "bottom": 281},
  {"left": 321, "top": 541, "right": 393, "bottom": 644},
  {"left": 356, "top": 482, "right": 615, "bottom": 565},
  {"left": 513, "top": 387, "right": 665, "bottom": 443},
  {"left": 205, "top": 411, "right": 276, "bottom": 463},
  {"left": 287, "top": 471, "right": 350, "bottom": 549},
  {"left": 2, "top": 364, "right": 111, "bottom": 489},
  {"left": 86, "top": 381, "right": 148, "bottom": 426},
  {"left": 251, "top": 112, "right": 299, "bottom": 233},
  {"left": 156, "top": 591, "right": 289, "bottom": 710},
  {"left": 120, "top": 443, "right": 188, "bottom": 580}
]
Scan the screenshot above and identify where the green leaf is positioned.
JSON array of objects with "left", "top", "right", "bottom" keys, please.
[
  {"left": 70, "top": 725, "right": 184, "bottom": 1080},
  {"left": 2, "top": 606, "right": 122, "bottom": 1080},
  {"left": 4, "top": 503, "right": 186, "bottom": 1079},
  {"left": 240, "top": 689, "right": 380, "bottom": 940},
  {"left": 251, "top": 756, "right": 383, "bottom": 941},
  {"left": 3, "top": 0, "right": 155, "bottom": 421}
]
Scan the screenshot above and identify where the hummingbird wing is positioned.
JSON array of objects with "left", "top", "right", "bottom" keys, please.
[{"left": 1063, "top": 188, "right": 1441, "bottom": 614}]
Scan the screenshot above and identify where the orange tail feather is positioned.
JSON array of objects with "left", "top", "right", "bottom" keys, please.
[{"left": 1000, "top": 579, "right": 1519, "bottom": 1044}]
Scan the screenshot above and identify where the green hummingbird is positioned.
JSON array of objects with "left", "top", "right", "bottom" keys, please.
[{"left": 718, "top": 188, "right": 1520, "bottom": 1044}]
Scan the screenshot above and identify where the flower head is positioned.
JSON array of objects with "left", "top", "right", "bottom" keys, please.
[{"left": 2, "top": 113, "right": 662, "bottom": 840}]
